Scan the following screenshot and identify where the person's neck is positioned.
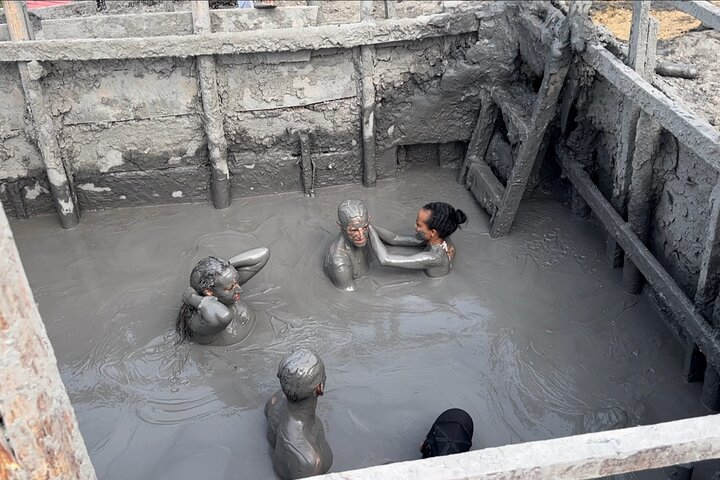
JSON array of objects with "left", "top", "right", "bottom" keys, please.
[
  {"left": 428, "top": 236, "right": 444, "bottom": 246},
  {"left": 287, "top": 396, "right": 318, "bottom": 422}
]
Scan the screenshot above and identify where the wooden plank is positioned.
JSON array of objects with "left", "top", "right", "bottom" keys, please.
[
  {"left": 384, "top": 0, "right": 397, "bottom": 19},
  {"left": 621, "top": 13, "right": 660, "bottom": 293},
  {"left": 559, "top": 155, "right": 720, "bottom": 370},
  {"left": 191, "top": 0, "right": 230, "bottom": 209},
  {"left": 466, "top": 158, "right": 505, "bottom": 216},
  {"left": 357, "top": 44, "right": 377, "bottom": 187},
  {"left": 490, "top": 1, "right": 592, "bottom": 237},
  {"left": 458, "top": 89, "right": 497, "bottom": 184},
  {"left": 583, "top": 44, "right": 720, "bottom": 169},
  {"left": 608, "top": 2, "right": 654, "bottom": 268},
  {"left": 314, "top": 414, "right": 720, "bottom": 480},
  {"left": 694, "top": 181, "right": 720, "bottom": 317},
  {"left": 4, "top": 0, "right": 80, "bottom": 229},
  {"left": 670, "top": 0, "right": 720, "bottom": 31},
  {"left": 0, "top": 203, "right": 96, "bottom": 479},
  {"left": 488, "top": 83, "right": 532, "bottom": 143},
  {"left": 0, "top": 9, "right": 482, "bottom": 62}
]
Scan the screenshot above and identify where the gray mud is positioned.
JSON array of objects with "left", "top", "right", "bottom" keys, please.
[{"left": 10, "top": 167, "right": 710, "bottom": 479}]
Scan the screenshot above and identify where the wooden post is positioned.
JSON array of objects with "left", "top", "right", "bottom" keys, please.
[
  {"left": 5, "top": 0, "right": 80, "bottom": 229},
  {"left": 694, "top": 181, "right": 720, "bottom": 317},
  {"left": 384, "top": 0, "right": 396, "bottom": 19},
  {"left": 621, "top": 14, "right": 660, "bottom": 294},
  {"left": 607, "top": 1, "right": 653, "bottom": 266},
  {"left": 490, "top": 1, "right": 592, "bottom": 237},
  {"left": 0, "top": 203, "right": 96, "bottom": 478},
  {"left": 191, "top": 0, "right": 231, "bottom": 209},
  {"left": 358, "top": 45, "right": 377, "bottom": 187},
  {"left": 457, "top": 90, "right": 497, "bottom": 185}
]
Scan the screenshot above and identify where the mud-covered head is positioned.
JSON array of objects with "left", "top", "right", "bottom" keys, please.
[
  {"left": 337, "top": 199, "right": 369, "bottom": 248},
  {"left": 277, "top": 348, "right": 327, "bottom": 402},
  {"left": 190, "top": 256, "right": 241, "bottom": 305},
  {"left": 416, "top": 202, "right": 468, "bottom": 242}
]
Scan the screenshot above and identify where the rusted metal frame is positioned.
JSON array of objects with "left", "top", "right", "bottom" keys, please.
[
  {"left": 4, "top": 0, "right": 80, "bottom": 229},
  {"left": 457, "top": 89, "right": 497, "bottom": 185},
  {"left": 620, "top": 7, "right": 660, "bottom": 293},
  {"left": 191, "top": 0, "right": 231, "bottom": 209},
  {"left": 0, "top": 203, "right": 96, "bottom": 478},
  {"left": 670, "top": 0, "right": 720, "bottom": 31},
  {"left": 559, "top": 155, "right": 720, "bottom": 370},
  {"left": 314, "top": 414, "right": 720, "bottom": 480},
  {"left": 607, "top": 0, "right": 655, "bottom": 267},
  {"left": 490, "top": 1, "right": 592, "bottom": 237}
]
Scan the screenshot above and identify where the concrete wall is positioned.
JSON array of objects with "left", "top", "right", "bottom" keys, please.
[{"left": 0, "top": 2, "right": 510, "bottom": 217}]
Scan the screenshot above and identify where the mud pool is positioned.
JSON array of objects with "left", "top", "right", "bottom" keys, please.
[{"left": 10, "top": 167, "right": 711, "bottom": 479}]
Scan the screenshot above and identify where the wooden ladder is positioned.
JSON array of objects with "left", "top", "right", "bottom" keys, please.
[{"left": 458, "top": 1, "right": 592, "bottom": 237}]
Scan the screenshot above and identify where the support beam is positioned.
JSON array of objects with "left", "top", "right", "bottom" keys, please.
[
  {"left": 358, "top": 45, "right": 377, "bottom": 187},
  {"left": 582, "top": 44, "right": 720, "bottom": 169},
  {"left": 559, "top": 155, "right": 720, "bottom": 370},
  {"left": 490, "top": 1, "right": 592, "bottom": 237},
  {"left": 694, "top": 181, "right": 720, "bottom": 317},
  {"left": 0, "top": 203, "right": 96, "bottom": 478},
  {"left": 670, "top": 0, "right": 720, "bottom": 32},
  {"left": 465, "top": 159, "right": 505, "bottom": 216},
  {"left": 384, "top": 0, "right": 397, "bottom": 19},
  {"left": 608, "top": 2, "right": 656, "bottom": 267},
  {"left": 4, "top": 0, "right": 80, "bottom": 229},
  {"left": 191, "top": 0, "right": 230, "bottom": 209},
  {"left": 458, "top": 90, "right": 497, "bottom": 185},
  {"left": 621, "top": 11, "right": 660, "bottom": 293},
  {"left": 314, "top": 415, "right": 720, "bottom": 480},
  {"left": 0, "top": 9, "right": 482, "bottom": 62}
]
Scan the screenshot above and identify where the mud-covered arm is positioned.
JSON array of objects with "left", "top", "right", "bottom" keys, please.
[
  {"left": 229, "top": 247, "right": 270, "bottom": 285},
  {"left": 368, "top": 225, "right": 441, "bottom": 270},
  {"left": 182, "top": 287, "right": 233, "bottom": 336},
  {"left": 327, "top": 262, "right": 356, "bottom": 292},
  {"left": 373, "top": 224, "right": 425, "bottom": 247}
]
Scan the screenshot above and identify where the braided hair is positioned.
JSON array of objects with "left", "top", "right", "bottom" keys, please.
[
  {"left": 422, "top": 202, "right": 467, "bottom": 239},
  {"left": 175, "top": 256, "right": 232, "bottom": 342}
]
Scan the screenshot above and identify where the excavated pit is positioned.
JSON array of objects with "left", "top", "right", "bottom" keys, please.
[{"left": 9, "top": 167, "right": 717, "bottom": 479}]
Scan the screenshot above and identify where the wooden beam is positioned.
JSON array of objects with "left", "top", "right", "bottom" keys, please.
[
  {"left": 4, "top": 0, "right": 80, "bottom": 229},
  {"left": 0, "top": 202, "right": 96, "bottom": 478},
  {"left": 490, "top": 1, "right": 592, "bottom": 237},
  {"left": 608, "top": 2, "right": 655, "bottom": 268},
  {"left": 314, "top": 414, "right": 720, "bottom": 480},
  {"left": 621, "top": 12, "right": 660, "bottom": 293},
  {"left": 0, "top": 9, "right": 482, "bottom": 62},
  {"left": 458, "top": 90, "right": 497, "bottom": 185},
  {"left": 465, "top": 159, "right": 505, "bottom": 216},
  {"left": 559, "top": 155, "right": 720, "bottom": 370},
  {"left": 191, "top": 0, "right": 231, "bottom": 209},
  {"left": 384, "top": 0, "right": 397, "bottom": 19},
  {"left": 694, "top": 181, "right": 720, "bottom": 317},
  {"left": 670, "top": 0, "right": 720, "bottom": 31},
  {"left": 357, "top": 44, "right": 377, "bottom": 187},
  {"left": 582, "top": 44, "right": 720, "bottom": 169}
]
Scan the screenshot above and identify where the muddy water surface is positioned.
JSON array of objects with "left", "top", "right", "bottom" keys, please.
[{"left": 11, "top": 167, "right": 710, "bottom": 479}]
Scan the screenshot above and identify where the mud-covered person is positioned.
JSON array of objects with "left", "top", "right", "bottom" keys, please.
[
  {"left": 265, "top": 349, "right": 333, "bottom": 479},
  {"left": 324, "top": 199, "right": 372, "bottom": 291},
  {"left": 368, "top": 202, "right": 467, "bottom": 277},
  {"left": 176, "top": 248, "right": 270, "bottom": 346}
]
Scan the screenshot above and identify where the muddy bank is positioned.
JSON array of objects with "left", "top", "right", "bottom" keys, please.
[{"left": 10, "top": 167, "right": 711, "bottom": 479}]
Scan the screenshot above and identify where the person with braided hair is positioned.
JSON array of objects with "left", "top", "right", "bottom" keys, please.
[
  {"left": 368, "top": 202, "right": 467, "bottom": 277},
  {"left": 176, "top": 247, "right": 269, "bottom": 345}
]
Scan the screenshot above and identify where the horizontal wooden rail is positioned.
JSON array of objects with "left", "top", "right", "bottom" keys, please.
[
  {"left": 315, "top": 414, "right": 720, "bottom": 480},
  {"left": 560, "top": 156, "right": 720, "bottom": 369},
  {"left": 670, "top": 0, "right": 720, "bottom": 31},
  {"left": 0, "top": 9, "right": 481, "bottom": 62}
]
